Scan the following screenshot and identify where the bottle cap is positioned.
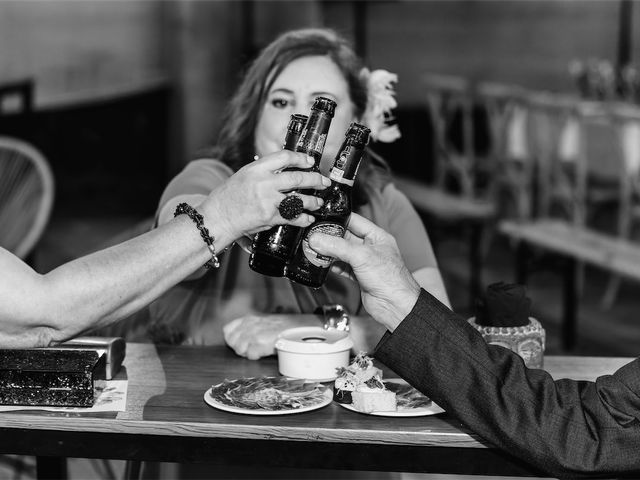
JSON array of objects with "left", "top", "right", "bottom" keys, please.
[
  {"left": 312, "top": 96, "right": 337, "bottom": 118},
  {"left": 346, "top": 122, "right": 371, "bottom": 146},
  {"left": 287, "top": 114, "right": 308, "bottom": 135}
]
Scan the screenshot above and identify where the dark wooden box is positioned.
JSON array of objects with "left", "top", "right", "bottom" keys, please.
[{"left": 0, "top": 349, "right": 106, "bottom": 407}]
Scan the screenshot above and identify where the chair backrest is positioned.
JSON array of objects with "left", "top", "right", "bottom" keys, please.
[
  {"left": 0, "top": 136, "right": 55, "bottom": 259},
  {"left": 525, "top": 92, "right": 588, "bottom": 224},
  {"left": 608, "top": 104, "right": 640, "bottom": 239},
  {"left": 476, "top": 81, "right": 533, "bottom": 219},
  {"left": 422, "top": 73, "right": 476, "bottom": 196}
]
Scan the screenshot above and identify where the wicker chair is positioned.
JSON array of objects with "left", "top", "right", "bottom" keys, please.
[{"left": 0, "top": 136, "right": 54, "bottom": 259}]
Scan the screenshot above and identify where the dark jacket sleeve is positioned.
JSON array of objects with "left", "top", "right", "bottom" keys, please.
[{"left": 374, "top": 289, "right": 640, "bottom": 479}]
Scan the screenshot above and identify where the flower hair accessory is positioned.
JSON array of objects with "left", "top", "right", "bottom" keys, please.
[{"left": 360, "top": 68, "right": 401, "bottom": 143}]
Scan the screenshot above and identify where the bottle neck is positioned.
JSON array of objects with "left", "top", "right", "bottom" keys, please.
[
  {"left": 296, "top": 112, "right": 332, "bottom": 162},
  {"left": 283, "top": 132, "right": 303, "bottom": 151},
  {"left": 328, "top": 143, "right": 364, "bottom": 187}
]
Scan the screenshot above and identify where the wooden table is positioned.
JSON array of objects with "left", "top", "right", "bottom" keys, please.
[{"left": 0, "top": 344, "right": 632, "bottom": 477}]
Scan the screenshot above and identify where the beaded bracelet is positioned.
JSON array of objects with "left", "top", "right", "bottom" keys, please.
[{"left": 174, "top": 202, "right": 220, "bottom": 269}]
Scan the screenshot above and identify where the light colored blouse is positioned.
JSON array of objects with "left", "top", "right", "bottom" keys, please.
[{"left": 145, "top": 158, "right": 438, "bottom": 345}]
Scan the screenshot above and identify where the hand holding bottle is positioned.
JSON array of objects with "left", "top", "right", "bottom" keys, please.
[
  {"left": 201, "top": 150, "right": 330, "bottom": 244},
  {"left": 308, "top": 213, "right": 421, "bottom": 332}
]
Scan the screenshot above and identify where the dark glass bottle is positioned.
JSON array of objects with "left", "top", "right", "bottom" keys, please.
[
  {"left": 249, "top": 114, "right": 308, "bottom": 276},
  {"left": 286, "top": 122, "right": 371, "bottom": 288},
  {"left": 295, "top": 96, "right": 337, "bottom": 181},
  {"left": 249, "top": 98, "right": 336, "bottom": 277}
]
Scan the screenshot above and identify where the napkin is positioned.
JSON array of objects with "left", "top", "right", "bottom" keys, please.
[{"left": 475, "top": 282, "right": 531, "bottom": 327}]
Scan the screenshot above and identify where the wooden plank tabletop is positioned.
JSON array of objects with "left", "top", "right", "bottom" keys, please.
[
  {"left": 0, "top": 344, "right": 630, "bottom": 443},
  {"left": 0, "top": 344, "right": 633, "bottom": 474}
]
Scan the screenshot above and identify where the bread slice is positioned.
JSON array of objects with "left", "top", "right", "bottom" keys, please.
[{"left": 351, "top": 386, "right": 396, "bottom": 413}]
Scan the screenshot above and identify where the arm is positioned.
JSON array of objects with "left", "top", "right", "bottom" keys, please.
[
  {"left": 155, "top": 160, "right": 233, "bottom": 281},
  {"left": 0, "top": 151, "right": 328, "bottom": 348},
  {"left": 225, "top": 183, "right": 447, "bottom": 360},
  {"left": 383, "top": 184, "right": 451, "bottom": 308},
  {"left": 0, "top": 216, "right": 229, "bottom": 348},
  {"left": 310, "top": 213, "right": 640, "bottom": 478},
  {"left": 375, "top": 290, "right": 640, "bottom": 478},
  {"left": 223, "top": 312, "right": 387, "bottom": 360}
]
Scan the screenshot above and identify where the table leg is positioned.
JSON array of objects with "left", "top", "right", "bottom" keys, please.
[
  {"left": 36, "top": 456, "right": 66, "bottom": 480},
  {"left": 124, "top": 460, "right": 142, "bottom": 480}
]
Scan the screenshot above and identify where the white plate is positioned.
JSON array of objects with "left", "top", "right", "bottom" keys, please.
[
  {"left": 336, "top": 378, "right": 445, "bottom": 417},
  {"left": 204, "top": 380, "right": 333, "bottom": 416}
]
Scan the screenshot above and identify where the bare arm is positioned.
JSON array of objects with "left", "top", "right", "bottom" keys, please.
[
  {"left": 0, "top": 151, "right": 328, "bottom": 348},
  {"left": 0, "top": 216, "right": 227, "bottom": 348},
  {"left": 223, "top": 312, "right": 388, "bottom": 360}
]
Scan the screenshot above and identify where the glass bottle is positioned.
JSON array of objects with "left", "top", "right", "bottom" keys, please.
[
  {"left": 249, "top": 114, "right": 308, "bottom": 276},
  {"left": 286, "top": 122, "right": 370, "bottom": 288},
  {"left": 249, "top": 97, "right": 336, "bottom": 277},
  {"left": 296, "top": 96, "right": 337, "bottom": 175}
]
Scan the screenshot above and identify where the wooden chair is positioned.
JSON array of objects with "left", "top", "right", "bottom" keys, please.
[
  {"left": 498, "top": 93, "right": 640, "bottom": 349},
  {"left": 0, "top": 136, "right": 55, "bottom": 259},
  {"left": 423, "top": 73, "right": 479, "bottom": 197},
  {"left": 600, "top": 104, "right": 640, "bottom": 308},
  {"left": 477, "top": 81, "right": 533, "bottom": 221},
  {"left": 394, "top": 74, "right": 496, "bottom": 308}
]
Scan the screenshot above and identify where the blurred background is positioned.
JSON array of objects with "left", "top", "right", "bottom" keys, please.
[{"left": 2, "top": 0, "right": 639, "bottom": 358}]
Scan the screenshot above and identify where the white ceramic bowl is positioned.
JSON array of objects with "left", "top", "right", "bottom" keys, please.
[{"left": 274, "top": 326, "right": 353, "bottom": 382}]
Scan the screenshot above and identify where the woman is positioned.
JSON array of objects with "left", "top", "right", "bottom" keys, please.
[
  {"left": 0, "top": 150, "right": 326, "bottom": 348},
  {"left": 150, "top": 28, "right": 450, "bottom": 358}
]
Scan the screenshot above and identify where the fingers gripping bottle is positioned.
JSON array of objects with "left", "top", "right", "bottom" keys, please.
[
  {"left": 249, "top": 96, "right": 336, "bottom": 277},
  {"left": 249, "top": 114, "right": 308, "bottom": 276},
  {"left": 286, "top": 122, "right": 370, "bottom": 288}
]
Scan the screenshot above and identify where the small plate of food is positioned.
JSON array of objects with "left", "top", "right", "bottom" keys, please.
[
  {"left": 333, "top": 353, "right": 444, "bottom": 417},
  {"left": 205, "top": 376, "right": 332, "bottom": 415}
]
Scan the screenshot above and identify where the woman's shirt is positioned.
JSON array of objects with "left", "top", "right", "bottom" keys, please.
[{"left": 146, "top": 158, "right": 438, "bottom": 345}]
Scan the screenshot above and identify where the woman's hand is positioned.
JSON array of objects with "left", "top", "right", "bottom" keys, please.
[
  {"left": 223, "top": 314, "right": 318, "bottom": 360},
  {"left": 199, "top": 151, "right": 330, "bottom": 242}
]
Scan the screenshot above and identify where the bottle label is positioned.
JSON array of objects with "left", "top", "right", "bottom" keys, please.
[
  {"left": 329, "top": 168, "right": 354, "bottom": 186},
  {"left": 328, "top": 144, "right": 362, "bottom": 185},
  {"left": 301, "top": 222, "right": 345, "bottom": 267},
  {"left": 297, "top": 131, "right": 327, "bottom": 158}
]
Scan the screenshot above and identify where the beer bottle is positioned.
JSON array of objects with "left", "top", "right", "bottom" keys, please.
[
  {"left": 249, "top": 97, "right": 336, "bottom": 277},
  {"left": 296, "top": 96, "right": 337, "bottom": 179},
  {"left": 249, "top": 114, "right": 308, "bottom": 276},
  {"left": 286, "top": 122, "right": 370, "bottom": 288}
]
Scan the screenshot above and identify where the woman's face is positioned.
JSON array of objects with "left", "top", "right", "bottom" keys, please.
[{"left": 255, "top": 55, "right": 356, "bottom": 173}]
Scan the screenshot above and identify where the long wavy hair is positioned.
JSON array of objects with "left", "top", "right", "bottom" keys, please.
[{"left": 212, "top": 28, "right": 391, "bottom": 208}]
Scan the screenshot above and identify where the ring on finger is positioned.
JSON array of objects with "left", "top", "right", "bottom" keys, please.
[{"left": 278, "top": 194, "right": 304, "bottom": 220}]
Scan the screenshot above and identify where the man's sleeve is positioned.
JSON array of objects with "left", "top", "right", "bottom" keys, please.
[{"left": 374, "top": 289, "right": 640, "bottom": 478}]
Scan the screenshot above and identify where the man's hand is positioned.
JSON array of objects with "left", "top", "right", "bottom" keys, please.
[{"left": 308, "top": 213, "right": 420, "bottom": 332}]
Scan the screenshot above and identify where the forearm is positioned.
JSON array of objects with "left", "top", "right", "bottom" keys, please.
[
  {"left": 32, "top": 215, "right": 232, "bottom": 346},
  {"left": 157, "top": 193, "right": 209, "bottom": 280},
  {"left": 375, "top": 289, "right": 640, "bottom": 478}
]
